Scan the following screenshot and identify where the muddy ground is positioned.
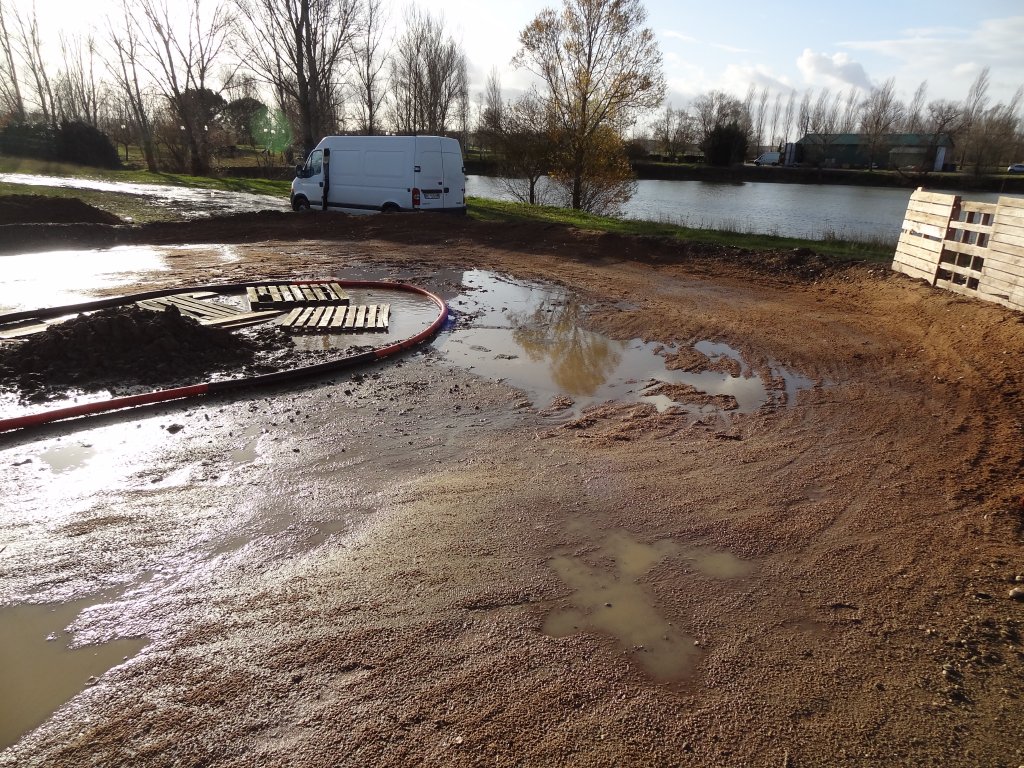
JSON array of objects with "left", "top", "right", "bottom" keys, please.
[{"left": 1, "top": 197, "right": 1023, "bottom": 767}]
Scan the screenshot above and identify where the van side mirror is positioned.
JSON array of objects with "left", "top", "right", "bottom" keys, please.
[{"left": 294, "top": 164, "right": 305, "bottom": 178}]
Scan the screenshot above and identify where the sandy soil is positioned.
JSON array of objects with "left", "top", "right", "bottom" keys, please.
[{"left": 1, "top": 201, "right": 1023, "bottom": 767}]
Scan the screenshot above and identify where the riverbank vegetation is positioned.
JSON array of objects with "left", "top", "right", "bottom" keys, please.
[{"left": 0, "top": 155, "right": 892, "bottom": 260}]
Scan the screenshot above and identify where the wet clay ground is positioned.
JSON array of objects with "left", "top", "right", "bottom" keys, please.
[{"left": 1, "top": 207, "right": 1024, "bottom": 767}]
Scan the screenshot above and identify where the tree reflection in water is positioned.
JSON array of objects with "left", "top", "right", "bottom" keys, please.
[{"left": 509, "top": 297, "right": 622, "bottom": 397}]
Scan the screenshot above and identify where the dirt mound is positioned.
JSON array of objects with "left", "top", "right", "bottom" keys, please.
[
  {"left": 0, "top": 194, "right": 123, "bottom": 225},
  {"left": 0, "top": 304, "right": 263, "bottom": 401}
]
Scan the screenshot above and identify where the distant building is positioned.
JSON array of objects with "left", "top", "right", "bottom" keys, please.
[{"left": 792, "top": 133, "right": 955, "bottom": 171}]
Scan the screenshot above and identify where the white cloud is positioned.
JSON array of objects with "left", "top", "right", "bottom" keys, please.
[
  {"left": 796, "top": 49, "right": 873, "bottom": 91},
  {"left": 662, "top": 30, "right": 698, "bottom": 43},
  {"left": 837, "top": 15, "right": 1024, "bottom": 100}
]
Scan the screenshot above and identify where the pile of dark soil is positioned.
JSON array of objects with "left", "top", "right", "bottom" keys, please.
[
  {"left": 0, "top": 194, "right": 123, "bottom": 225},
  {"left": 0, "top": 304, "right": 279, "bottom": 401}
]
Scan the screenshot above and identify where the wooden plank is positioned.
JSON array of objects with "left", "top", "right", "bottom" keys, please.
[
  {"left": 0, "top": 321, "right": 49, "bottom": 339},
  {"left": 997, "top": 195, "right": 1024, "bottom": 211},
  {"left": 307, "top": 306, "right": 326, "bottom": 329},
  {"left": 894, "top": 243, "right": 941, "bottom": 268},
  {"left": 330, "top": 307, "right": 348, "bottom": 328},
  {"left": 376, "top": 304, "right": 390, "bottom": 328},
  {"left": 990, "top": 237, "right": 1024, "bottom": 258},
  {"left": 165, "top": 295, "right": 240, "bottom": 316},
  {"left": 981, "top": 258, "right": 1024, "bottom": 284},
  {"left": 296, "top": 306, "right": 316, "bottom": 329},
  {"left": 269, "top": 285, "right": 283, "bottom": 303},
  {"left": 343, "top": 305, "right": 357, "bottom": 329},
  {"left": 892, "top": 262, "right": 935, "bottom": 282},
  {"left": 246, "top": 287, "right": 260, "bottom": 307},
  {"left": 907, "top": 198, "right": 958, "bottom": 218},
  {"left": 896, "top": 237, "right": 943, "bottom": 263},
  {"left": 941, "top": 241, "right": 989, "bottom": 260},
  {"left": 947, "top": 220, "right": 993, "bottom": 235},
  {"left": 901, "top": 221, "right": 945, "bottom": 240},
  {"left": 893, "top": 254, "right": 939, "bottom": 278},
  {"left": 365, "top": 304, "right": 378, "bottom": 328},
  {"left": 200, "top": 310, "right": 283, "bottom": 328},
  {"left": 902, "top": 209, "right": 954, "bottom": 229},
  {"left": 354, "top": 305, "right": 366, "bottom": 328},
  {"left": 910, "top": 189, "right": 958, "bottom": 205},
  {"left": 310, "top": 285, "right": 327, "bottom": 302},
  {"left": 317, "top": 307, "right": 334, "bottom": 328},
  {"left": 329, "top": 282, "right": 350, "bottom": 304},
  {"left": 961, "top": 201, "right": 997, "bottom": 214},
  {"left": 993, "top": 219, "right": 1024, "bottom": 238},
  {"left": 280, "top": 308, "right": 304, "bottom": 327}
]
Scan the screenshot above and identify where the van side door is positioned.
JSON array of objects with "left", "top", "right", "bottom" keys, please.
[{"left": 296, "top": 149, "right": 324, "bottom": 205}]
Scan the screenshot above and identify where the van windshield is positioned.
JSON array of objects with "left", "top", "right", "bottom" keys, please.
[{"left": 304, "top": 150, "right": 323, "bottom": 176}]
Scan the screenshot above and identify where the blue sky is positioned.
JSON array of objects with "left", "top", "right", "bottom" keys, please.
[
  {"left": 18, "top": 0, "right": 1024, "bottom": 110},
  {"left": 438, "top": 0, "right": 1023, "bottom": 107}
]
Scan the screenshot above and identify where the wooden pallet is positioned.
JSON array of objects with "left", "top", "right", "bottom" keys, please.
[
  {"left": 137, "top": 294, "right": 281, "bottom": 328},
  {"left": 280, "top": 303, "right": 390, "bottom": 333},
  {"left": 247, "top": 282, "right": 350, "bottom": 310}
]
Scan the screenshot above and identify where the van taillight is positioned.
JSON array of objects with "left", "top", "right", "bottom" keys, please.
[{"left": 412, "top": 187, "right": 421, "bottom": 208}]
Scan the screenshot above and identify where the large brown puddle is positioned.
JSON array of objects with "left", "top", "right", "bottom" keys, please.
[
  {"left": 0, "top": 597, "right": 147, "bottom": 750},
  {"left": 439, "top": 271, "right": 816, "bottom": 416}
]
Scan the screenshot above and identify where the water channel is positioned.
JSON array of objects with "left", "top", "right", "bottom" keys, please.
[{"left": 466, "top": 175, "right": 1007, "bottom": 243}]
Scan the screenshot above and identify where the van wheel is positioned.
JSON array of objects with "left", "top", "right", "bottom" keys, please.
[
  {"left": 292, "top": 196, "right": 310, "bottom": 212},
  {"left": 381, "top": 203, "right": 400, "bottom": 213}
]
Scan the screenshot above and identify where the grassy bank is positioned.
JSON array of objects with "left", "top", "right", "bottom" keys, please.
[
  {"left": 0, "top": 155, "right": 292, "bottom": 197},
  {"left": 0, "top": 155, "right": 893, "bottom": 261},
  {"left": 468, "top": 197, "right": 894, "bottom": 263}
]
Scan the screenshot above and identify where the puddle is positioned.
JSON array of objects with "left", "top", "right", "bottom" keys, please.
[
  {"left": 0, "top": 244, "right": 243, "bottom": 314},
  {"left": 543, "top": 531, "right": 750, "bottom": 682},
  {"left": 440, "top": 271, "right": 816, "bottom": 415},
  {"left": 0, "top": 173, "right": 288, "bottom": 220},
  {"left": 0, "top": 596, "right": 146, "bottom": 750},
  {"left": 39, "top": 442, "right": 97, "bottom": 473},
  {"left": 287, "top": 288, "right": 442, "bottom": 353}
]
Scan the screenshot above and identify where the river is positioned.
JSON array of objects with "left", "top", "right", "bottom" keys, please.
[{"left": 465, "top": 175, "right": 1007, "bottom": 244}]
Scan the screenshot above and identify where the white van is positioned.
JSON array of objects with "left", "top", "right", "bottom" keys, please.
[
  {"left": 753, "top": 151, "right": 781, "bottom": 166},
  {"left": 290, "top": 135, "right": 466, "bottom": 214}
]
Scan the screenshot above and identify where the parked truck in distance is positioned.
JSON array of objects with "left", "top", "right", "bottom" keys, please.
[{"left": 290, "top": 135, "right": 466, "bottom": 215}]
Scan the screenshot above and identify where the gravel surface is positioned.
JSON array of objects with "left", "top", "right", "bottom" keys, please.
[{"left": 1, "top": 198, "right": 1023, "bottom": 768}]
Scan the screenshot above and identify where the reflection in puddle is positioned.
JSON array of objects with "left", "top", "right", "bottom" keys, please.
[
  {"left": 0, "top": 597, "right": 146, "bottom": 750},
  {"left": 543, "top": 531, "right": 750, "bottom": 682},
  {"left": 442, "top": 271, "right": 816, "bottom": 415}
]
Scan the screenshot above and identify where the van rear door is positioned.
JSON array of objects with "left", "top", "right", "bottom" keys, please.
[
  {"left": 414, "top": 137, "right": 444, "bottom": 210},
  {"left": 442, "top": 142, "right": 465, "bottom": 211}
]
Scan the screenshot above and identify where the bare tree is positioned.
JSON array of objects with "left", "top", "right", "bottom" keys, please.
[
  {"left": 480, "top": 67, "right": 503, "bottom": 135},
  {"left": 859, "top": 77, "right": 905, "bottom": 170},
  {"left": 692, "top": 90, "right": 748, "bottom": 154},
  {"left": 133, "top": 0, "right": 233, "bottom": 174},
  {"left": 351, "top": 0, "right": 388, "bottom": 135},
  {"left": 903, "top": 80, "right": 927, "bottom": 133},
  {"left": 14, "top": 3, "right": 57, "bottom": 124},
  {"left": 767, "top": 91, "right": 782, "bottom": 148},
  {"left": 653, "top": 103, "right": 693, "bottom": 158},
  {"left": 106, "top": 1, "right": 159, "bottom": 170},
  {"left": 234, "top": 0, "right": 359, "bottom": 155},
  {"left": 387, "top": 7, "right": 467, "bottom": 136},
  {"left": 54, "top": 34, "right": 100, "bottom": 126},
  {"left": 781, "top": 89, "right": 796, "bottom": 143},
  {"left": 0, "top": 0, "right": 25, "bottom": 120},
  {"left": 514, "top": 0, "right": 664, "bottom": 211},
  {"left": 838, "top": 87, "right": 859, "bottom": 133}
]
